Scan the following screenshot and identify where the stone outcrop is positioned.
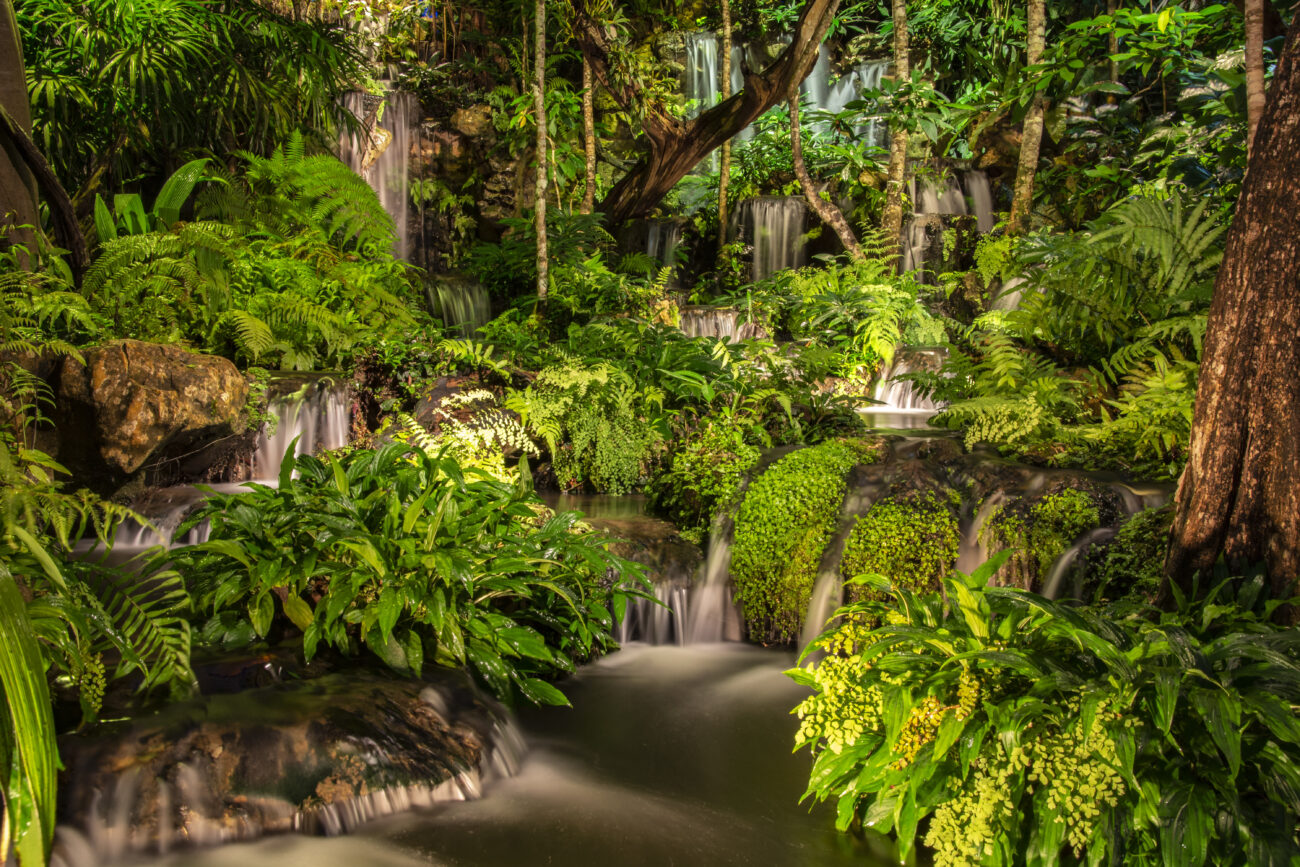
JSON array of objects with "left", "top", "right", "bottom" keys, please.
[{"left": 55, "top": 340, "right": 249, "bottom": 488}]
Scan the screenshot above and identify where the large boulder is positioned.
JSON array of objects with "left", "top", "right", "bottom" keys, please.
[{"left": 55, "top": 341, "right": 249, "bottom": 488}]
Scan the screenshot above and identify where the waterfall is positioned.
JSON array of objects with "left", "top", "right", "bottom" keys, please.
[
  {"left": 733, "top": 197, "right": 808, "bottom": 282},
  {"left": 1042, "top": 528, "right": 1116, "bottom": 601},
  {"left": 872, "top": 347, "right": 946, "bottom": 411},
  {"left": 802, "top": 55, "right": 890, "bottom": 147},
  {"left": 964, "top": 170, "right": 995, "bottom": 233},
  {"left": 253, "top": 378, "right": 351, "bottom": 481},
  {"left": 645, "top": 220, "right": 683, "bottom": 267},
  {"left": 339, "top": 90, "right": 417, "bottom": 261},
  {"left": 431, "top": 276, "right": 491, "bottom": 337},
  {"left": 685, "top": 515, "right": 744, "bottom": 643},
  {"left": 683, "top": 33, "right": 721, "bottom": 117},
  {"left": 678, "top": 306, "right": 766, "bottom": 342},
  {"left": 614, "top": 582, "right": 693, "bottom": 645}
]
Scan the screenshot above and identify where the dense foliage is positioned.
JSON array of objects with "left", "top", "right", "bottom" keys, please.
[{"left": 793, "top": 562, "right": 1300, "bottom": 866}]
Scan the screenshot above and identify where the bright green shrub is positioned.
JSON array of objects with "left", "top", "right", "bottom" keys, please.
[
  {"left": 984, "top": 487, "right": 1101, "bottom": 590},
  {"left": 840, "top": 493, "right": 961, "bottom": 596},
  {"left": 646, "top": 417, "right": 761, "bottom": 543},
  {"left": 731, "top": 439, "right": 878, "bottom": 644},
  {"left": 167, "top": 443, "right": 646, "bottom": 705},
  {"left": 792, "top": 562, "right": 1300, "bottom": 866}
]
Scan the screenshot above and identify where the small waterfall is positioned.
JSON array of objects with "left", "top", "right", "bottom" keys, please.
[
  {"left": 733, "top": 197, "right": 808, "bottom": 282},
  {"left": 804, "top": 56, "right": 889, "bottom": 147},
  {"left": 339, "top": 90, "right": 418, "bottom": 261},
  {"left": 798, "top": 479, "right": 879, "bottom": 653},
  {"left": 685, "top": 515, "right": 744, "bottom": 643},
  {"left": 431, "top": 276, "right": 491, "bottom": 337},
  {"left": 253, "top": 378, "right": 351, "bottom": 481},
  {"left": 615, "top": 582, "right": 692, "bottom": 645},
  {"left": 678, "top": 306, "right": 767, "bottom": 342},
  {"left": 645, "top": 220, "right": 683, "bottom": 267},
  {"left": 683, "top": 32, "right": 721, "bottom": 117},
  {"left": 1042, "top": 527, "right": 1116, "bottom": 600},
  {"left": 964, "top": 170, "right": 995, "bottom": 233},
  {"left": 991, "top": 276, "right": 1026, "bottom": 311},
  {"left": 913, "top": 175, "right": 969, "bottom": 216},
  {"left": 872, "top": 347, "right": 946, "bottom": 411}
]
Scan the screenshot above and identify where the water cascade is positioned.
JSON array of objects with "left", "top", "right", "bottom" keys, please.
[
  {"left": 1042, "top": 527, "right": 1116, "bottom": 601},
  {"left": 733, "top": 197, "right": 808, "bottom": 282},
  {"left": 965, "top": 170, "right": 995, "bottom": 233},
  {"left": 253, "top": 378, "right": 352, "bottom": 481},
  {"left": 683, "top": 33, "right": 720, "bottom": 118},
  {"left": 872, "top": 347, "right": 947, "bottom": 412},
  {"left": 339, "top": 90, "right": 418, "bottom": 261},
  {"left": 685, "top": 514, "right": 745, "bottom": 643},
  {"left": 645, "top": 219, "right": 683, "bottom": 267},
  {"left": 431, "top": 275, "right": 492, "bottom": 337},
  {"left": 678, "top": 306, "right": 767, "bottom": 342}
]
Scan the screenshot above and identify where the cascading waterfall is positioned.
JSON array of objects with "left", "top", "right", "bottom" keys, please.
[
  {"left": 872, "top": 347, "right": 946, "bottom": 411},
  {"left": 965, "top": 170, "right": 995, "bottom": 233},
  {"left": 733, "top": 197, "right": 808, "bottom": 282},
  {"left": 253, "top": 379, "right": 351, "bottom": 481},
  {"left": 685, "top": 514, "right": 745, "bottom": 643},
  {"left": 683, "top": 33, "right": 720, "bottom": 117},
  {"left": 431, "top": 276, "right": 492, "bottom": 337},
  {"left": 645, "top": 220, "right": 683, "bottom": 267},
  {"left": 339, "top": 90, "right": 418, "bottom": 261}
]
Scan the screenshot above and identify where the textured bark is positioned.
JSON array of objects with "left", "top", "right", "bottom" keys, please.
[
  {"left": 717, "top": 0, "right": 732, "bottom": 255},
  {"left": 1230, "top": 0, "right": 1288, "bottom": 42},
  {"left": 1106, "top": 0, "right": 1118, "bottom": 104},
  {"left": 1007, "top": 0, "right": 1045, "bottom": 236},
  {"left": 575, "top": 0, "right": 840, "bottom": 224},
  {"left": 581, "top": 56, "right": 596, "bottom": 215},
  {"left": 0, "top": 0, "right": 36, "bottom": 250},
  {"left": 1245, "top": 0, "right": 1266, "bottom": 155},
  {"left": 533, "top": 0, "right": 548, "bottom": 299},
  {"left": 880, "top": 0, "right": 909, "bottom": 262},
  {"left": 790, "top": 97, "right": 863, "bottom": 260},
  {"left": 1166, "top": 19, "right": 1300, "bottom": 606},
  {"left": 0, "top": 105, "right": 89, "bottom": 286}
]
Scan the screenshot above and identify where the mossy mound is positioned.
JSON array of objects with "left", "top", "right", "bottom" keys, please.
[
  {"left": 840, "top": 492, "right": 961, "bottom": 599},
  {"left": 1087, "top": 506, "right": 1173, "bottom": 602},
  {"left": 731, "top": 439, "right": 880, "bottom": 644},
  {"left": 982, "top": 483, "right": 1112, "bottom": 590}
]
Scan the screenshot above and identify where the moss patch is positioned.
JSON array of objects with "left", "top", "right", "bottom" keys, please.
[
  {"left": 840, "top": 492, "right": 961, "bottom": 598},
  {"left": 1088, "top": 506, "right": 1172, "bottom": 602},
  {"left": 731, "top": 439, "right": 880, "bottom": 644},
  {"left": 984, "top": 487, "right": 1102, "bottom": 590}
]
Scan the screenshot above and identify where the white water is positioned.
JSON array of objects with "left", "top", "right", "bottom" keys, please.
[
  {"left": 339, "top": 90, "right": 417, "bottom": 261},
  {"left": 1041, "top": 528, "right": 1116, "bottom": 601},
  {"left": 965, "top": 170, "right": 995, "bottom": 233},
  {"left": 645, "top": 220, "right": 683, "bottom": 267},
  {"left": 685, "top": 516, "right": 744, "bottom": 643},
  {"left": 253, "top": 380, "right": 351, "bottom": 481},
  {"left": 432, "top": 278, "right": 491, "bottom": 337},
  {"left": 733, "top": 197, "right": 808, "bottom": 282},
  {"left": 872, "top": 347, "right": 946, "bottom": 411}
]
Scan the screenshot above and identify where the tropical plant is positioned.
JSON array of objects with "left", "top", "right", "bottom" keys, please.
[
  {"left": 167, "top": 442, "right": 647, "bottom": 704},
  {"left": 793, "top": 559, "right": 1300, "bottom": 866}
]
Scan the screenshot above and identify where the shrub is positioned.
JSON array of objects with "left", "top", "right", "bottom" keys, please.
[
  {"left": 645, "top": 416, "right": 761, "bottom": 543},
  {"left": 792, "top": 561, "right": 1300, "bottom": 866},
  {"left": 983, "top": 487, "right": 1102, "bottom": 590},
  {"left": 840, "top": 492, "right": 960, "bottom": 596},
  {"left": 730, "top": 439, "right": 879, "bottom": 643},
  {"left": 167, "top": 443, "right": 646, "bottom": 705}
]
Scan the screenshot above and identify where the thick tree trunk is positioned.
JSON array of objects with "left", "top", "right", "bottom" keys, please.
[
  {"left": 790, "top": 97, "right": 863, "bottom": 260},
  {"left": 880, "top": 0, "right": 909, "bottom": 262},
  {"left": 1245, "top": 0, "right": 1266, "bottom": 155},
  {"left": 576, "top": 0, "right": 840, "bottom": 224},
  {"left": 1166, "top": 19, "right": 1300, "bottom": 606},
  {"left": 581, "top": 56, "right": 596, "bottom": 215},
  {"left": 1008, "top": 0, "right": 1045, "bottom": 235},
  {"left": 533, "top": 0, "right": 548, "bottom": 300},
  {"left": 717, "top": 0, "right": 732, "bottom": 255},
  {"left": 0, "top": 0, "right": 37, "bottom": 251}
]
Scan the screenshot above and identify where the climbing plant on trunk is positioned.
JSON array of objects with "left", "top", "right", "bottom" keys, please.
[
  {"left": 880, "top": 0, "right": 909, "bottom": 261},
  {"left": 1166, "top": 17, "right": 1300, "bottom": 609}
]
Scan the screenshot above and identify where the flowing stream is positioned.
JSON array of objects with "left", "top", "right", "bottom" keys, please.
[{"left": 115, "top": 646, "right": 888, "bottom": 867}]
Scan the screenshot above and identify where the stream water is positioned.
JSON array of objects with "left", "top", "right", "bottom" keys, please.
[{"left": 117, "top": 645, "right": 888, "bottom": 867}]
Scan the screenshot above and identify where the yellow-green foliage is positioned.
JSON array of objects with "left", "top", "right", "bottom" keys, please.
[
  {"left": 731, "top": 439, "right": 878, "bottom": 644},
  {"left": 839, "top": 493, "right": 960, "bottom": 596},
  {"left": 984, "top": 487, "right": 1101, "bottom": 589}
]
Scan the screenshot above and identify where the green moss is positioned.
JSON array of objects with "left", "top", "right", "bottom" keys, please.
[
  {"left": 731, "top": 439, "right": 880, "bottom": 644},
  {"left": 1090, "top": 506, "right": 1172, "bottom": 602},
  {"left": 840, "top": 493, "right": 961, "bottom": 597},
  {"left": 985, "top": 487, "right": 1102, "bottom": 590}
]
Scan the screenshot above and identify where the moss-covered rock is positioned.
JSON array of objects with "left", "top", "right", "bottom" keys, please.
[
  {"left": 731, "top": 439, "right": 880, "bottom": 644},
  {"left": 1087, "top": 506, "right": 1173, "bottom": 602},
  {"left": 982, "top": 484, "right": 1109, "bottom": 590},
  {"left": 840, "top": 492, "right": 961, "bottom": 598}
]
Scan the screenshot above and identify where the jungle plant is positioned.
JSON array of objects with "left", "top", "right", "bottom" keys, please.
[
  {"left": 982, "top": 487, "right": 1103, "bottom": 590},
  {"left": 168, "top": 443, "right": 647, "bottom": 704},
  {"left": 839, "top": 492, "right": 960, "bottom": 597},
  {"left": 730, "top": 438, "right": 878, "bottom": 643},
  {"left": 792, "top": 562, "right": 1300, "bottom": 867},
  {"left": 398, "top": 390, "right": 538, "bottom": 482},
  {"left": 645, "top": 413, "right": 762, "bottom": 543},
  {"left": 1090, "top": 506, "right": 1173, "bottom": 603}
]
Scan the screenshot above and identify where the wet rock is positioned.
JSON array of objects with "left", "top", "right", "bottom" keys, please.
[
  {"left": 56, "top": 670, "right": 509, "bottom": 859},
  {"left": 54, "top": 341, "right": 249, "bottom": 490},
  {"left": 450, "top": 104, "right": 493, "bottom": 138}
]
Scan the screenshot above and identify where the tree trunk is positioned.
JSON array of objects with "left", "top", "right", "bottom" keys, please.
[
  {"left": 790, "top": 97, "right": 863, "bottom": 259},
  {"left": 1106, "top": 0, "right": 1118, "bottom": 105},
  {"left": 879, "top": 0, "right": 909, "bottom": 262},
  {"left": 1245, "top": 0, "right": 1266, "bottom": 155},
  {"left": 533, "top": 0, "right": 548, "bottom": 300},
  {"left": 576, "top": 0, "right": 840, "bottom": 224},
  {"left": 1166, "top": 18, "right": 1300, "bottom": 607},
  {"left": 581, "top": 55, "right": 596, "bottom": 215},
  {"left": 0, "top": 0, "right": 36, "bottom": 253},
  {"left": 1008, "top": 0, "right": 1046, "bottom": 235},
  {"left": 717, "top": 0, "right": 732, "bottom": 255}
]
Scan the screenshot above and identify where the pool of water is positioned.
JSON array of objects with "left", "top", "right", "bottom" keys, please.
[{"left": 125, "top": 645, "right": 890, "bottom": 867}]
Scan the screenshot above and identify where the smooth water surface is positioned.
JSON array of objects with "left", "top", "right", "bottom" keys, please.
[{"left": 130, "top": 645, "right": 890, "bottom": 867}]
